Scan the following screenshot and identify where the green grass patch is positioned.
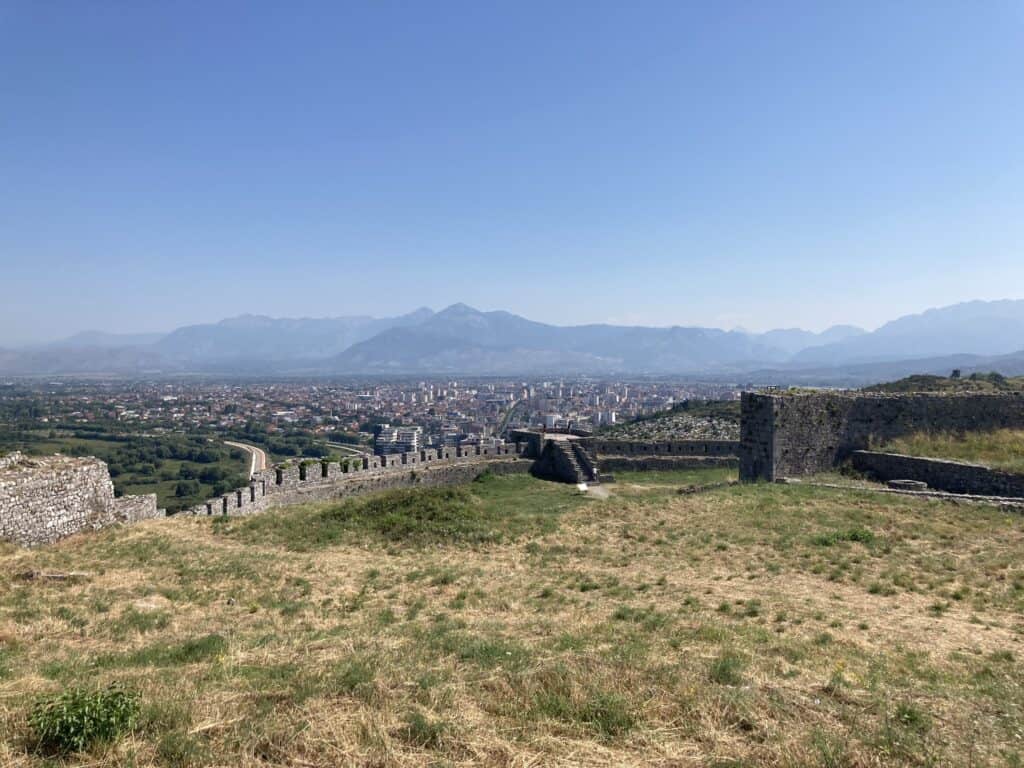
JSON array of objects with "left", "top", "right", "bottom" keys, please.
[
  {"left": 98, "top": 634, "right": 227, "bottom": 669},
  {"left": 527, "top": 668, "right": 638, "bottom": 739},
  {"left": 217, "top": 474, "right": 585, "bottom": 550},
  {"left": 613, "top": 467, "right": 737, "bottom": 487},
  {"left": 811, "top": 526, "right": 876, "bottom": 547},
  {"left": 396, "top": 709, "right": 450, "bottom": 749}
]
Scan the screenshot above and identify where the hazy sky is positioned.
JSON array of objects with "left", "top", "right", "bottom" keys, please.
[{"left": 2, "top": 1, "right": 1022, "bottom": 345}]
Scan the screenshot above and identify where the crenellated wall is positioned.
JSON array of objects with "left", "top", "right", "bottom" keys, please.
[
  {"left": 180, "top": 443, "right": 530, "bottom": 517},
  {"left": 0, "top": 452, "right": 161, "bottom": 547}
]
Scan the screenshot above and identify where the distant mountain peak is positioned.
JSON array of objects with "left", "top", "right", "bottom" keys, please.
[
  {"left": 437, "top": 302, "right": 482, "bottom": 316},
  {"left": 218, "top": 314, "right": 276, "bottom": 328}
]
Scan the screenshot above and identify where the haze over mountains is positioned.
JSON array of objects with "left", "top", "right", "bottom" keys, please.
[{"left": 3, "top": 299, "right": 1024, "bottom": 382}]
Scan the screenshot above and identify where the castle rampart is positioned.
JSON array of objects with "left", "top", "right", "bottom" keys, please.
[
  {"left": 740, "top": 391, "right": 1024, "bottom": 482},
  {"left": 180, "top": 442, "right": 530, "bottom": 517},
  {"left": 3, "top": 424, "right": 749, "bottom": 547}
]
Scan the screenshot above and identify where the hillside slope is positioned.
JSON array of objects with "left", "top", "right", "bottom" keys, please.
[{"left": 2, "top": 473, "right": 1019, "bottom": 766}]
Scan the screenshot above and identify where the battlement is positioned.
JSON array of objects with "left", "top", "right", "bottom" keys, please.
[{"left": 179, "top": 442, "right": 531, "bottom": 517}]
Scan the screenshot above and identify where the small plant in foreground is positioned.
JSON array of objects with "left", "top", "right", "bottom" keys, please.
[
  {"left": 29, "top": 684, "right": 139, "bottom": 753},
  {"left": 893, "top": 701, "right": 931, "bottom": 734}
]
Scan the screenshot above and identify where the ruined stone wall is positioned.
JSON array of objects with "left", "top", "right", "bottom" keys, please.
[
  {"left": 851, "top": 450, "right": 1024, "bottom": 498},
  {"left": 0, "top": 452, "right": 160, "bottom": 547},
  {"left": 740, "top": 391, "right": 1024, "bottom": 481}
]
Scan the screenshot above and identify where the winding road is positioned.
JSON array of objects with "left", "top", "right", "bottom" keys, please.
[{"left": 224, "top": 441, "right": 268, "bottom": 479}]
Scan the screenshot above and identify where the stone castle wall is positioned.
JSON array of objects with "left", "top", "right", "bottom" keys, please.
[
  {"left": 184, "top": 433, "right": 733, "bottom": 519},
  {"left": 740, "top": 391, "right": 1024, "bottom": 481},
  {"left": 851, "top": 450, "right": 1024, "bottom": 498},
  {"left": 3, "top": 425, "right": 746, "bottom": 546},
  {"left": 0, "top": 452, "right": 160, "bottom": 547},
  {"left": 181, "top": 443, "right": 531, "bottom": 517}
]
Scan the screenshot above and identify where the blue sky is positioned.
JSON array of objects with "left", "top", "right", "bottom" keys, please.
[{"left": 1, "top": 1, "right": 1022, "bottom": 344}]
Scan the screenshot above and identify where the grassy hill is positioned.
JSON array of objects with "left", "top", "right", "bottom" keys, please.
[
  {"left": 2, "top": 470, "right": 1022, "bottom": 765},
  {"left": 864, "top": 372, "right": 1024, "bottom": 394}
]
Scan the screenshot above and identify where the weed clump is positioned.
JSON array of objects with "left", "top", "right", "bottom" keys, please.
[
  {"left": 577, "top": 693, "right": 636, "bottom": 737},
  {"left": 397, "top": 709, "right": 449, "bottom": 749},
  {"left": 709, "top": 651, "right": 746, "bottom": 686},
  {"left": 29, "top": 685, "right": 139, "bottom": 753}
]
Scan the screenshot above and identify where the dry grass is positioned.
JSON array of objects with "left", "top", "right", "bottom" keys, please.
[{"left": 1, "top": 471, "right": 1023, "bottom": 767}]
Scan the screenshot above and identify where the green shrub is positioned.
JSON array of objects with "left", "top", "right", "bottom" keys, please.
[{"left": 29, "top": 685, "right": 139, "bottom": 753}]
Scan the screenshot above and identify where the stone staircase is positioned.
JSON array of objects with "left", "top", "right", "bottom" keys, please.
[
  {"left": 533, "top": 438, "right": 602, "bottom": 485},
  {"left": 571, "top": 441, "right": 601, "bottom": 484},
  {"left": 550, "top": 441, "right": 600, "bottom": 484}
]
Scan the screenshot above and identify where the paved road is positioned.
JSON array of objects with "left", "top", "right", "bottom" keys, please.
[
  {"left": 224, "top": 441, "right": 268, "bottom": 479},
  {"left": 326, "top": 441, "right": 368, "bottom": 456},
  {"left": 497, "top": 398, "right": 522, "bottom": 436}
]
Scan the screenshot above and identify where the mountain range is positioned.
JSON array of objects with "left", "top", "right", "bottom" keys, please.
[{"left": 2, "top": 299, "right": 1023, "bottom": 382}]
